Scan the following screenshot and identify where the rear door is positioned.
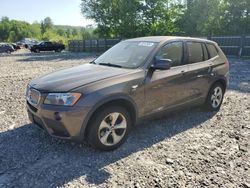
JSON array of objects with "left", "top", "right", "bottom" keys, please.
[
  {"left": 184, "top": 41, "right": 213, "bottom": 100},
  {"left": 46, "top": 42, "right": 53, "bottom": 51},
  {"left": 144, "top": 41, "right": 191, "bottom": 114}
]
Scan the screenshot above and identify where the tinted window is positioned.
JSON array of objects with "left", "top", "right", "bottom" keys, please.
[
  {"left": 207, "top": 43, "right": 218, "bottom": 58},
  {"left": 187, "top": 42, "right": 203, "bottom": 64},
  {"left": 156, "top": 42, "right": 183, "bottom": 67},
  {"left": 45, "top": 42, "right": 52, "bottom": 45},
  {"left": 202, "top": 43, "right": 209, "bottom": 61}
]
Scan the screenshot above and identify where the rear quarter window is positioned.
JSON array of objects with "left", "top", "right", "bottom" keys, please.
[{"left": 207, "top": 43, "right": 219, "bottom": 58}]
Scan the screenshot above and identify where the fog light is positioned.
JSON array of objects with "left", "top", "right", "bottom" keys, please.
[{"left": 54, "top": 112, "right": 62, "bottom": 121}]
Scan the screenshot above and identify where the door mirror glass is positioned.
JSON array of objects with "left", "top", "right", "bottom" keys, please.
[{"left": 152, "top": 58, "right": 172, "bottom": 70}]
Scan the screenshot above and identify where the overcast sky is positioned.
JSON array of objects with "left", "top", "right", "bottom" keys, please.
[{"left": 0, "top": 0, "right": 94, "bottom": 26}]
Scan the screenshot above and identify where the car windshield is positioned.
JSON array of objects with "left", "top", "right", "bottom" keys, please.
[{"left": 94, "top": 41, "right": 157, "bottom": 69}]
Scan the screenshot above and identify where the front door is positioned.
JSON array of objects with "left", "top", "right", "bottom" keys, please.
[
  {"left": 45, "top": 42, "right": 52, "bottom": 51},
  {"left": 144, "top": 41, "right": 191, "bottom": 115}
]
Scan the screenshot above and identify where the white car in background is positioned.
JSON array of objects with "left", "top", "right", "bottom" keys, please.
[
  {"left": 0, "top": 43, "right": 15, "bottom": 54},
  {"left": 17, "top": 38, "right": 40, "bottom": 49}
]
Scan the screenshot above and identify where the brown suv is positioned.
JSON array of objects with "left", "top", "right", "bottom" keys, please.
[{"left": 26, "top": 36, "right": 229, "bottom": 150}]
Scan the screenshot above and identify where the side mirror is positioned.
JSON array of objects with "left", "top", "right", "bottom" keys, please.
[{"left": 151, "top": 58, "right": 172, "bottom": 70}]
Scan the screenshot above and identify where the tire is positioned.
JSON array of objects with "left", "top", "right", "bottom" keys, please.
[
  {"left": 6, "top": 50, "right": 11, "bottom": 54},
  {"left": 87, "top": 106, "right": 131, "bottom": 151},
  {"left": 57, "top": 48, "right": 62, "bottom": 52},
  {"left": 204, "top": 82, "right": 225, "bottom": 111},
  {"left": 35, "top": 49, "right": 40, "bottom": 53}
]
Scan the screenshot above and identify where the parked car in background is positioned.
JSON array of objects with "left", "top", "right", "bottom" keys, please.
[
  {"left": 0, "top": 43, "right": 15, "bottom": 54},
  {"left": 26, "top": 36, "right": 229, "bottom": 151},
  {"left": 11, "top": 43, "right": 21, "bottom": 50},
  {"left": 30, "top": 41, "right": 65, "bottom": 53},
  {"left": 16, "top": 38, "right": 40, "bottom": 49}
]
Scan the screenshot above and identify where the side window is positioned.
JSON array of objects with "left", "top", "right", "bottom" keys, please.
[
  {"left": 202, "top": 43, "right": 209, "bottom": 61},
  {"left": 207, "top": 43, "right": 218, "bottom": 58},
  {"left": 187, "top": 42, "right": 203, "bottom": 64},
  {"left": 44, "top": 42, "right": 51, "bottom": 46},
  {"left": 156, "top": 42, "right": 183, "bottom": 67}
]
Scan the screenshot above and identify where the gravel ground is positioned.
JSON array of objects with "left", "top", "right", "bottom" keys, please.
[{"left": 0, "top": 50, "right": 249, "bottom": 188}]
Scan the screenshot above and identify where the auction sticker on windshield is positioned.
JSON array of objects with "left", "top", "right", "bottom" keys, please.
[{"left": 138, "top": 42, "right": 155, "bottom": 47}]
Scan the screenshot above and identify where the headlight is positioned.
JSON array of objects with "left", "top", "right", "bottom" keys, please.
[{"left": 44, "top": 93, "right": 81, "bottom": 106}]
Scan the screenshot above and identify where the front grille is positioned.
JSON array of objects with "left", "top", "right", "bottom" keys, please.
[
  {"left": 27, "top": 101, "right": 38, "bottom": 112},
  {"left": 27, "top": 88, "right": 41, "bottom": 105}
]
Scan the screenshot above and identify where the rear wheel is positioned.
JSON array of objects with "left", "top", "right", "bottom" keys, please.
[
  {"left": 35, "top": 49, "right": 40, "bottom": 53},
  {"left": 205, "top": 83, "right": 225, "bottom": 111},
  {"left": 87, "top": 106, "right": 131, "bottom": 151}
]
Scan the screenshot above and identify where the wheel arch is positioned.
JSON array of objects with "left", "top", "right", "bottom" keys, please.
[
  {"left": 205, "top": 78, "right": 227, "bottom": 102},
  {"left": 212, "top": 78, "right": 227, "bottom": 92},
  {"left": 81, "top": 95, "right": 138, "bottom": 139}
]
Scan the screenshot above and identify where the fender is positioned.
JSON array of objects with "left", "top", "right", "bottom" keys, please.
[{"left": 79, "top": 93, "right": 139, "bottom": 140}]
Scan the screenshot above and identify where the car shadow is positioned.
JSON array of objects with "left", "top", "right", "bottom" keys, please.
[{"left": 0, "top": 107, "right": 216, "bottom": 187}]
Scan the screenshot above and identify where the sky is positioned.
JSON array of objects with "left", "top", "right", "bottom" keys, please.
[{"left": 0, "top": 0, "right": 94, "bottom": 26}]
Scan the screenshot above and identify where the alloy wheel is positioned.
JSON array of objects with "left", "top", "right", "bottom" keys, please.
[
  {"left": 98, "top": 112, "right": 127, "bottom": 146},
  {"left": 211, "top": 86, "right": 223, "bottom": 108}
]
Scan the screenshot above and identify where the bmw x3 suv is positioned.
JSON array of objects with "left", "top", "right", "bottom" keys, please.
[{"left": 26, "top": 36, "right": 229, "bottom": 150}]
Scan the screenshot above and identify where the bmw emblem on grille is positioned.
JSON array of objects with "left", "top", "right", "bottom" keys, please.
[{"left": 26, "top": 86, "right": 41, "bottom": 106}]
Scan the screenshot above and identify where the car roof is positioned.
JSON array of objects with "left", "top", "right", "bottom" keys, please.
[
  {"left": 125, "top": 36, "right": 215, "bottom": 44},
  {"left": 0, "top": 43, "right": 9, "bottom": 46}
]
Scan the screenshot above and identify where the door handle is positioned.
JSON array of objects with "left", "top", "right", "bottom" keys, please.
[
  {"left": 208, "top": 66, "right": 213, "bottom": 72},
  {"left": 181, "top": 70, "right": 186, "bottom": 76},
  {"left": 197, "top": 75, "right": 204, "bottom": 78}
]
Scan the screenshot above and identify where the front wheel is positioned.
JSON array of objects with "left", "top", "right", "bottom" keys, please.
[
  {"left": 205, "top": 83, "right": 225, "bottom": 111},
  {"left": 87, "top": 106, "right": 131, "bottom": 151}
]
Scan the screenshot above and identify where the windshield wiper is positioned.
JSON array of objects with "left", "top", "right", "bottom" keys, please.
[
  {"left": 90, "top": 60, "right": 96, "bottom": 64},
  {"left": 98, "top": 63, "right": 122, "bottom": 68}
]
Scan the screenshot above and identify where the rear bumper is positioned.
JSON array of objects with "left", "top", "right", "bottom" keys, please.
[
  {"left": 27, "top": 101, "right": 91, "bottom": 142},
  {"left": 225, "top": 71, "right": 230, "bottom": 87}
]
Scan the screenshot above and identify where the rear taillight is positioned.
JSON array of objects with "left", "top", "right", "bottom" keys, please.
[{"left": 225, "top": 59, "right": 229, "bottom": 68}]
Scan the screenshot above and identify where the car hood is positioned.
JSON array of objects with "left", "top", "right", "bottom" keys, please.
[{"left": 29, "top": 64, "right": 135, "bottom": 92}]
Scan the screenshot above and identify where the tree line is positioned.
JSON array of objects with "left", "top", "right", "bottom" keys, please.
[
  {"left": 0, "top": 17, "right": 96, "bottom": 43},
  {"left": 1, "top": 0, "right": 249, "bottom": 43},
  {"left": 81, "top": 0, "right": 250, "bottom": 38}
]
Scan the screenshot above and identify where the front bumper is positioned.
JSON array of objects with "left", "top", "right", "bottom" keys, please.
[{"left": 27, "top": 100, "right": 91, "bottom": 142}]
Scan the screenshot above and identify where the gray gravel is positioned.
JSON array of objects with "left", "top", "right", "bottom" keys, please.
[{"left": 0, "top": 50, "right": 249, "bottom": 188}]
